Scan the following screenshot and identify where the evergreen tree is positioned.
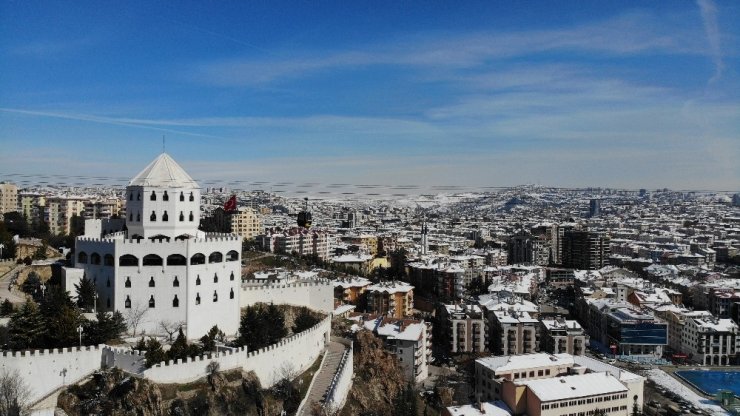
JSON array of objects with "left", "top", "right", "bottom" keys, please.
[
  {"left": 74, "top": 276, "right": 96, "bottom": 311},
  {"left": 143, "top": 338, "right": 167, "bottom": 368},
  {"left": 292, "top": 307, "right": 320, "bottom": 333},
  {"left": 0, "top": 299, "right": 13, "bottom": 316},
  {"left": 32, "top": 242, "right": 48, "bottom": 260},
  {"left": 265, "top": 303, "right": 287, "bottom": 345},
  {"left": 20, "top": 272, "right": 41, "bottom": 298},
  {"left": 84, "top": 311, "right": 127, "bottom": 344},
  {"left": 46, "top": 304, "right": 83, "bottom": 348},
  {"left": 8, "top": 301, "right": 45, "bottom": 349}
]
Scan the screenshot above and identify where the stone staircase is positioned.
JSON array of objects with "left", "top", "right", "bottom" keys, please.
[{"left": 297, "top": 341, "right": 348, "bottom": 415}]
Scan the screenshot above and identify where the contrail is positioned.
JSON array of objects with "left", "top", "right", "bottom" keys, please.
[{"left": 697, "top": 0, "right": 723, "bottom": 83}]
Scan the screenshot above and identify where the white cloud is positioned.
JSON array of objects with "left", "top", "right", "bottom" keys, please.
[{"left": 696, "top": 0, "right": 724, "bottom": 83}]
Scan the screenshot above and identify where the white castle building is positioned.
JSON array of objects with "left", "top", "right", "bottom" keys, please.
[{"left": 70, "top": 153, "right": 241, "bottom": 339}]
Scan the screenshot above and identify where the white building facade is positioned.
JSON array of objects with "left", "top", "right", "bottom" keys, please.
[{"left": 73, "top": 154, "right": 241, "bottom": 339}]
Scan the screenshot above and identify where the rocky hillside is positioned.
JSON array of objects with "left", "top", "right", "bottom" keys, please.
[
  {"left": 58, "top": 367, "right": 293, "bottom": 416},
  {"left": 339, "top": 330, "right": 408, "bottom": 416}
]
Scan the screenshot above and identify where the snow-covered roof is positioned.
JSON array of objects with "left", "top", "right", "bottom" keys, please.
[
  {"left": 445, "top": 401, "right": 512, "bottom": 416},
  {"left": 477, "top": 353, "right": 574, "bottom": 373},
  {"left": 521, "top": 372, "right": 627, "bottom": 402},
  {"left": 129, "top": 153, "right": 198, "bottom": 188}
]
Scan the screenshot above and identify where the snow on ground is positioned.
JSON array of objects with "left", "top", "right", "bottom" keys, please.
[{"left": 646, "top": 369, "right": 729, "bottom": 416}]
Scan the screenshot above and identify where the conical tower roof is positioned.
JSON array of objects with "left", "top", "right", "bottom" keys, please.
[{"left": 129, "top": 153, "right": 198, "bottom": 188}]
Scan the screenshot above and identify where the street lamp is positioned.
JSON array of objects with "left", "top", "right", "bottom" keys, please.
[
  {"left": 77, "top": 325, "right": 83, "bottom": 347},
  {"left": 93, "top": 292, "right": 98, "bottom": 314},
  {"left": 0, "top": 243, "right": 5, "bottom": 259},
  {"left": 60, "top": 368, "right": 67, "bottom": 386}
]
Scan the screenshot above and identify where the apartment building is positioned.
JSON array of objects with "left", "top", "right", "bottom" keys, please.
[
  {"left": 540, "top": 318, "right": 587, "bottom": 356},
  {"left": 442, "top": 304, "right": 487, "bottom": 353},
  {"left": 562, "top": 230, "right": 610, "bottom": 270},
  {"left": 229, "top": 207, "right": 262, "bottom": 240},
  {"left": 362, "top": 315, "right": 432, "bottom": 383},
  {"left": 258, "top": 228, "right": 332, "bottom": 260},
  {"left": 680, "top": 311, "right": 738, "bottom": 366},
  {"left": 332, "top": 276, "right": 371, "bottom": 304},
  {"left": 45, "top": 196, "right": 86, "bottom": 235},
  {"left": 366, "top": 281, "right": 414, "bottom": 318},
  {"left": 0, "top": 183, "right": 18, "bottom": 216}
]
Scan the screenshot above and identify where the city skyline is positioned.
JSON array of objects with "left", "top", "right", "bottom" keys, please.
[{"left": 1, "top": 1, "right": 738, "bottom": 190}]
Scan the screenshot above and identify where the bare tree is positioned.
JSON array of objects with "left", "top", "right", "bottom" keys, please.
[
  {"left": 124, "top": 302, "right": 148, "bottom": 337},
  {"left": 0, "top": 368, "right": 31, "bottom": 416},
  {"left": 159, "top": 320, "right": 185, "bottom": 342}
]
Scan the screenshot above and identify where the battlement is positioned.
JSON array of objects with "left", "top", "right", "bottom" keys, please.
[
  {"left": 241, "top": 279, "right": 332, "bottom": 290},
  {"left": 77, "top": 236, "right": 240, "bottom": 245},
  {"left": 0, "top": 344, "right": 104, "bottom": 357},
  {"left": 103, "top": 346, "right": 146, "bottom": 356}
]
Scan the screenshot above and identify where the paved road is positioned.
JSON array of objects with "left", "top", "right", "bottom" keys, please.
[
  {"left": 297, "top": 341, "right": 348, "bottom": 416},
  {"left": 0, "top": 264, "right": 27, "bottom": 304}
]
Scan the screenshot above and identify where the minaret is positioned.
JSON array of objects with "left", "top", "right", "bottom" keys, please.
[{"left": 421, "top": 215, "right": 428, "bottom": 255}]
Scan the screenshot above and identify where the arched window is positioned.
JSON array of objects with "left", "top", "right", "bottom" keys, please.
[
  {"left": 150, "top": 211, "right": 156, "bottom": 221},
  {"left": 162, "top": 211, "right": 169, "bottom": 222},
  {"left": 129, "top": 213, "right": 133, "bottom": 221},
  {"left": 189, "top": 192, "right": 194, "bottom": 201},
  {"left": 172, "top": 295, "right": 179, "bottom": 308},
  {"left": 230, "top": 288, "right": 234, "bottom": 299},
  {"left": 195, "top": 293, "right": 201, "bottom": 305},
  {"left": 90, "top": 253, "right": 101, "bottom": 265},
  {"left": 125, "top": 295, "right": 131, "bottom": 308},
  {"left": 107, "top": 297, "right": 111, "bottom": 308},
  {"left": 189, "top": 211, "right": 194, "bottom": 221},
  {"left": 163, "top": 191, "right": 169, "bottom": 201},
  {"left": 125, "top": 276, "right": 131, "bottom": 287},
  {"left": 196, "top": 275, "right": 201, "bottom": 285},
  {"left": 213, "top": 291, "right": 218, "bottom": 302},
  {"left": 104, "top": 254, "right": 114, "bottom": 266},
  {"left": 149, "top": 276, "right": 155, "bottom": 287},
  {"left": 180, "top": 192, "right": 185, "bottom": 202},
  {"left": 106, "top": 277, "right": 110, "bottom": 287},
  {"left": 214, "top": 273, "right": 218, "bottom": 283},
  {"left": 142, "top": 254, "right": 163, "bottom": 266},
  {"left": 129, "top": 192, "right": 133, "bottom": 201},
  {"left": 78, "top": 251, "right": 88, "bottom": 264},
  {"left": 119, "top": 254, "right": 138, "bottom": 267},
  {"left": 209, "top": 252, "right": 223, "bottom": 263},
  {"left": 167, "top": 254, "right": 187, "bottom": 266},
  {"left": 179, "top": 211, "right": 184, "bottom": 222},
  {"left": 137, "top": 192, "right": 140, "bottom": 201},
  {"left": 190, "top": 253, "right": 205, "bottom": 265},
  {"left": 226, "top": 250, "right": 239, "bottom": 261},
  {"left": 150, "top": 191, "right": 156, "bottom": 201},
  {"left": 149, "top": 295, "right": 155, "bottom": 308},
  {"left": 136, "top": 213, "right": 141, "bottom": 222},
  {"left": 230, "top": 271, "right": 234, "bottom": 281},
  {"left": 173, "top": 276, "right": 180, "bottom": 287}
]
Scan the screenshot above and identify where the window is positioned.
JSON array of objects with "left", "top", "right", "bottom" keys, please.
[
  {"left": 213, "top": 291, "right": 218, "bottom": 302},
  {"left": 104, "top": 254, "right": 114, "bottom": 266},
  {"left": 230, "top": 271, "right": 234, "bottom": 281},
  {"left": 129, "top": 213, "right": 133, "bottom": 221},
  {"left": 209, "top": 252, "right": 223, "bottom": 263},
  {"left": 163, "top": 191, "right": 169, "bottom": 201},
  {"left": 125, "top": 296, "right": 131, "bottom": 308},
  {"left": 196, "top": 293, "right": 201, "bottom": 305},
  {"left": 191, "top": 253, "right": 205, "bottom": 264},
  {"left": 125, "top": 276, "right": 131, "bottom": 288},
  {"left": 150, "top": 211, "right": 157, "bottom": 221},
  {"left": 172, "top": 295, "right": 179, "bottom": 307},
  {"left": 226, "top": 250, "right": 239, "bottom": 261},
  {"left": 129, "top": 192, "right": 133, "bottom": 201},
  {"left": 196, "top": 275, "right": 201, "bottom": 285},
  {"left": 149, "top": 295, "right": 155, "bottom": 308},
  {"left": 179, "top": 211, "right": 184, "bottom": 221},
  {"left": 143, "top": 254, "right": 163, "bottom": 266},
  {"left": 173, "top": 276, "right": 180, "bottom": 287},
  {"left": 538, "top": 370, "right": 543, "bottom": 376},
  {"left": 149, "top": 276, "right": 155, "bottom": 287},
  {"left": 78, "top": 251, "right": 88, "bottom": 264},
  {"left": 150, "top": 191, "right": 156, "bottom": 201},
  {"left": 230, "top": 288, "right": 234, "bottom": 299},
  {"left": 91, "top": 253, "right": 101, "bottom": 265},
  {"left": 107, "top": 297, "right": 111, "bottom": 308},
  {"left": 214, "top": 273, "right": 218, "bottom": 283},
  {"left": 180, "top": 192, "right": 185, "bottom": 201},
  {"left": 189, "top": 192, "right": 194, "bottom": 201},
  {"left": 189, "top": 211, "right": 194, "bottom": 221},
  {"left": 167, "top": 254, "right": 187, "bottom": 266},
  {"left": 162, "top": 211, "right": 169, "bottom": 221},
  {"left": 106, "top": 277, "right": 110, "bottom": 288},
  {"left": 136, "top": 213, "right": 140, "bottom": 222}
]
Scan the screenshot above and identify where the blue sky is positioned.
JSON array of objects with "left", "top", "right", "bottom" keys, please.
[{"left": 1, "top": 1, "right": 738, "bottom": 191}]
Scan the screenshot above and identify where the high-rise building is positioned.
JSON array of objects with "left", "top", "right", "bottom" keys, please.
[
  {"left": 0, "top": 182, "right": 18, "bottom": 216},
  {"left": 71, "top": 153, "right": 241, "bottom": 339},
  {"left": 508, "top": 231, "right": 549, "bottom": 266},
  {"left": 589, "top": 199, "right": 601, "bottom": 218},
  {"left": 562, "top": 230, "right": 610, "bottom": 270}
]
